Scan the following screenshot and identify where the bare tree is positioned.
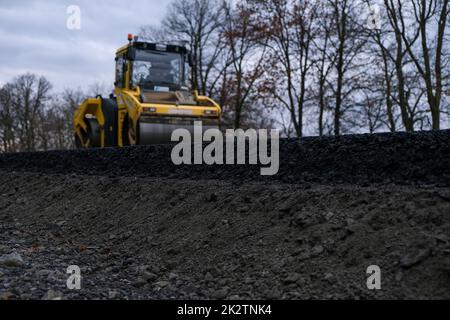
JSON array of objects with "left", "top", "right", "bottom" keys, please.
[
  {"left": 160, "top": 0, "right": 225, "bottom": 95},
  {"left": 255, "top": 0, "right": 319, "bottom": 137},
  {"left": 384, "top": 0, "right": 450, "bottom": 130},
  {"left": 0, "top": 75, "right": 87, "bottom": 152},
  {"left": 222, "top": 0, "right": 267, "bottom": 129},
  {"left": 400, "top": 0, "right": 449, "bottom": 129},
  {"left": 365, "top": 9, "right": 398, "bottom": 132},
  {"left": 88, "top": 81, "right": 114, "bottom": 97},
  {"left": 56, "top": 88, "right": 86, "bottom": 149},
  {"left": 0, "top": 85, "right": 16, "bottom": 152},
  {"left": 8, "top": 74, "right": 52, "bottom": 151},
  {"left": 311, "top": 1, "right": 336, "bottom": 135},
  {"left": 138, "top": 25, "right": 169, "bottom": 43},
  {"left": 326, "top": 0, "right": 368, "bottom": 135}
]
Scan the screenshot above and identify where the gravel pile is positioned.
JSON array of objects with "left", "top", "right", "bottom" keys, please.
[
  {"left": 0, "top": 130, "right": 450, "bottom": 299},
  {"left": 0, "top": 130, "right": 449, "bottom": 186}
]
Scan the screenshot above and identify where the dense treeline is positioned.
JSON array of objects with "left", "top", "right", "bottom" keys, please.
[
  {"left": 0, "top": 75, "right": 109, "bottom": 152},
  {"left": 1, "top": 0, "right": 450, "bottom": 152}
]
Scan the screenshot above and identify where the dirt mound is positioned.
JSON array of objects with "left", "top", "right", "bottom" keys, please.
[
  {"left": 1, "top": 173, "right": 450, "bottom": 299},
  {"left": 1, "top": 130, "right": 450, "bottom": 299}
]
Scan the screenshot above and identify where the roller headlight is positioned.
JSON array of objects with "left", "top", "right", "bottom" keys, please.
[{"left": 203, "top": 110, "right": 218, "bottom": 116}]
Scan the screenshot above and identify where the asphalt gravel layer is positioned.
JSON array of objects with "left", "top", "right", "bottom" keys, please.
[{"left": 0, "top": 130, "right": 450, "bottom": 299}]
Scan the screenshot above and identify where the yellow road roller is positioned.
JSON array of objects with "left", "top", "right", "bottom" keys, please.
[{"left": 73, "top": 34, "right": 221, "bottom": 147}]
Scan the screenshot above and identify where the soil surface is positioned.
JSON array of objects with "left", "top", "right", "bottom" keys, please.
[{"left": 0, "top": 130, "right": 450, "bottom": 299}]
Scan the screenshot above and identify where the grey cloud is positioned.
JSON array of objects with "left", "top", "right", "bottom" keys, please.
[{"left": 0, "top": 0, "right": 168, "bottom": 91}]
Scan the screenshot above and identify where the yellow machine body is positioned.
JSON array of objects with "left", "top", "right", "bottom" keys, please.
[{"left": 73, "top": 38, "right": 221, "bottom": 148}]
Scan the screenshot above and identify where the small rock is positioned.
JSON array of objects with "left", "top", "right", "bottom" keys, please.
[
  {"left": 400, "top": 248, "right": 430, "bottom": 268},
  {"left": 37, "top": 269, "right": 64, "bottom": 282},
  {"left": 169, "top": 272, "right": 178, "bottom": 281},
  {"left": 325, "top": 212, "right": 334, "bottom": 220},
  {"left": 154, "top": 281, "right": 170, "bottom": 288},
  {"left": 166, "top": 248, "right": 180, "bottom": 255},
  {"left": 43, "top": 290, "right": 63, "bottom": 300},
  {"left": 266, "top": 288, "right": 281, "bottom": 299},
  {"left": 142, "top": 272, "right": 158, "bottom": 282},
  {"left": 56, "top": 220, "right": 66, "bottom": 227},
  {"left": 48, "top": 270, "right": 65, "bottom": 282},
  {"left": 279, "top": 200, "right": 294, "bottom": 213},
  {"left": 133, "top": 278, "right": 148, "bottom": 287},
  {"left": 0, "top": 252, "right": 24, "bottom": 267},
  {"left": 166, "top": 260, "right": 178, "bottom": 270},
  {"left": 324, "top": 273, "right": 333, "bottom": 281},
  {"left": 20, "top": 293, "right": 32, "bottom": 300},
  {"left": 439, "top": 257, "right": 450, "bottom": 273},
  {"left": 212, "top": 288, "right": 229, "bottom": 299},
  {"left": 108, "top": 290, "right": 119, "bottom": 299},
  {"left": 312, "top": 245, "right": 324, "bottom": 255},
  {"left": 205, "top": 272, "right": 214, "bottom": 282},
  {"left": 0, "top": 292, "right": 15, "bottom": 300},
  {"left": 183, "top": 284, "right": 197, "bottom": 294},
  {"left": 206, "top": 193, "right": 218, "bottom": 202},
  {"left": 283, "top": 272, "right": 300, "bottom": 284},
  {"left": 37, "top": 269, "right": 52, "bottom": 278},
  {"left": 237, "top": 206, "right": 249, "bottom": 213}
]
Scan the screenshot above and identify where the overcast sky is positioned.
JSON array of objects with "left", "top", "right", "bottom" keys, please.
[{"left": 0, "top": 0, "right": 169, "bottom": 92}]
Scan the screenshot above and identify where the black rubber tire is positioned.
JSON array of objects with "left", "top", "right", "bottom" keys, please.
[
  {"left": 135, "top": 119, "right": 140, "bottom": 145},
  {"left": 122, "top": 116, "right": 130, "bottom": 146}
]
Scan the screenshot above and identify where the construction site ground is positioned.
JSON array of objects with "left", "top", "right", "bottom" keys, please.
[{"left": 0, "top": 130, "right": 450, "bottom": 299}]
